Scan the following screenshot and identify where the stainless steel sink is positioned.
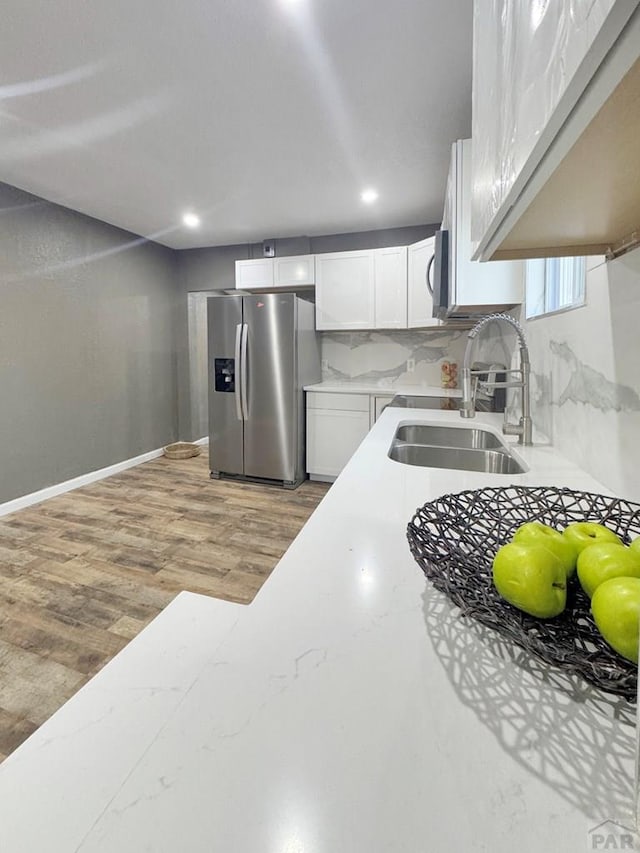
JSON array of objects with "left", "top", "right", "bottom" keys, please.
[
  {"left": 388, "top": 443, "right": 525, "bottom": 474},
  {"left": 394, "top": 424, "right": 504, "bottom": 450},
  {"left": 388, "top": 422, "right": 526, "bottom": 474}
]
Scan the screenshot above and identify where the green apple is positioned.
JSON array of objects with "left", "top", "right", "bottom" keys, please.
[
  {"left": 513, "top": 521, "right": 578, "bottom": 578},
  {"left": 493, "top": 542, "right": 566, "bottom": 618},
  {"left": 577, "top": 542, "right": 640, "bottom": 598},
  {"left": 630, "top": 537, "right": 640, "bottom": 557},
  {"left": 591, "top": 576, "right": 640, "bottom": 663},
  {"left": 562, "top": 522, "right": 621, "bottom": 556}
]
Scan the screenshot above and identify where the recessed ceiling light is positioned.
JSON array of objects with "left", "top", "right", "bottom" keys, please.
[
  {"left": 361, "top": 189, "right": 379, "bottom": 204},
  {"left": 182, "top": 212, "right": 201, "bottom": 228}
]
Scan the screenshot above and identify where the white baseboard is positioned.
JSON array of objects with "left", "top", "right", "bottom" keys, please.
[{"left": 0, "top": 446, "right": 168, "bottom": 518}]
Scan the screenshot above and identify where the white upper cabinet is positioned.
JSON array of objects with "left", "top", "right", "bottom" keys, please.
[
  {"left": 235, "top": 258, "right": 274, "bottom": 290},
  {"left": 315, "top": 250, "right": 376, "bottom": 330},
  {"left": 273, "top": 255, "right": 315, "bottom": 287},
  {"left": 373, "top": 246, "right": 407, "bottom": 329},
  {"left": 236, "top": 255, "right": 315, "bottom": 290},
  {"left": 472, "top": 0, "right": 640, "bottom": 261},
  {"left": 315, "top": 246, "right": 411, "bottom": 331},
  {"left": 407, "top": 237, "right": 440, "bottom": 329},
  {"left": 447, "top": 139, "right": 523, "bottom": 314}
]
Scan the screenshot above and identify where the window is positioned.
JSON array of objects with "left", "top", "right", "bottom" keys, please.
[{"left": 525, "top": 256, "right": 586, "bottom": 319}]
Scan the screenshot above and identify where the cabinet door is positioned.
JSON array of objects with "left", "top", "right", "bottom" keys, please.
[
  {"left": 315, "top": 250, "right": 375, "bottom": 330},
  {"left": 407, "top": 237, "right": 441, "bottom": 328},
  {"left": 274, "top": 255, "right": 315, "bottom": 287},
  {"left": 235, "top": 259, "right": 274, "bottom": 290},
  {"left": 306, "top": 408, "right": 370, "bottom": 477},
  {"left": 471, "top": 0, "right": 635, "bottom": 259},
  {"left": 374, "top": 247, "right": 407, "bottom": 328},
  {"left": 453, "top": 140, "right": 524, "bottom": 309}
]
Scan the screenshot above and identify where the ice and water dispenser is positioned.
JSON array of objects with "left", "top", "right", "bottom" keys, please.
[{"left": 214, "top": 358, "right": 235, "bottom": 393}]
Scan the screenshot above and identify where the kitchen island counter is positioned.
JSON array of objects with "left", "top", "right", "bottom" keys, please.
[{"left": 0, "top": 408, "right": 635, "bottom": 852}]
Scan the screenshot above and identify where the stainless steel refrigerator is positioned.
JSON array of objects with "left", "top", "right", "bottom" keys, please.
[{"left": 207, "top": 293, "right": 320, "bottom": 488}]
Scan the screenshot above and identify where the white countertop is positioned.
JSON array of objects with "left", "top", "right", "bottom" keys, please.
[
  {"left": 0, "top": 409, "right": 636, "bottom": 852},
  {"left": 304, "top": 380, "right": 461, "bottom": 396}
]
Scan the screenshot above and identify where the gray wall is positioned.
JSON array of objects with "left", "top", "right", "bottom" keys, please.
[
  {"left": 175, "top": 224, "right": 437, "bottom": 439},
  {"left": 0, "top": 183, "right": 179, "bottom": 504},
  {"left": 0, "top": 196, "right": 436, "bottom": 503}
]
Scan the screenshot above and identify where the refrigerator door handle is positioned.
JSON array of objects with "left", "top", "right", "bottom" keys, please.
[
  {"left": 240, "top": 323, "right": 249, "bottom": 420},
  {"left": 234, "top": 323, "right": 243, "bottom": 421}
]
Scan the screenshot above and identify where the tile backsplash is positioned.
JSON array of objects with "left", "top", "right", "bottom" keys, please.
[
  {"left": 320, "top": 329, "right": 468, "bottom": 387},
  {"left": 520, "top": 249, "right": 640, "bottom": 501}
]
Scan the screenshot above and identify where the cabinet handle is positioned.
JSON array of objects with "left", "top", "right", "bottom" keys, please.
[{"left": 426, "top": 254, "right": 435, "bottom": 296}]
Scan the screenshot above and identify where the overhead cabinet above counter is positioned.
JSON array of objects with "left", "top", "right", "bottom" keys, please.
[
  {"left": 471, "top": 0, "right": 640, "bottom": 261},
  {"left": 315, "top": 246, "right": 441, "bottom": 331},
  {"left": 236, "top": 245, "right": 443, "bottom": 330},
  {"left": 235, "top": 255, "right": 315, "bottom": 290},
  {"left": 236, "top": 225, "right": 523, "bottom": 330},
  {"left": 439, "top": 139, "right": 523, "bottom": 319}
]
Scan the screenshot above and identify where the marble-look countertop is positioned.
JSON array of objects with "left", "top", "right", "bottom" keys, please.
[
  {"left": 304, "top": 380, "right": 461, "bottom": 396},
  {"left": 0, "top": 409, "right": 636, "bottom": 852}
]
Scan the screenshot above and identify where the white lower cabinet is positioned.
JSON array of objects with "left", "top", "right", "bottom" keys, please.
[
  {"left": 306, "top": 392, "right": 370, "bottom": 479},
  {"left": 306, "top": 391, "right": 397, "bottom": 479}
]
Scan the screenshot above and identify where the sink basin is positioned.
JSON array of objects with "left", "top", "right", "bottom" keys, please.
[
  {"left": 388, "top": 422, "right": 526, "bottom": 474},
  {"left": 388, "top": 443, "right": 525, "bottom": 474},
  {"left": 394, "top": 424, "right": 504, "bottom": 450}
]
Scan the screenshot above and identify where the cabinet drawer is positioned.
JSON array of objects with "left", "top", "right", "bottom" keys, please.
[{"left": 306, "top": 392, "right": 370, "bottom": 412}]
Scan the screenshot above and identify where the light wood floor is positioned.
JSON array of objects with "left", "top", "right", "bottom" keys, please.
[{"left": 0, "top": 451, "right": 330, "bottom": 762}]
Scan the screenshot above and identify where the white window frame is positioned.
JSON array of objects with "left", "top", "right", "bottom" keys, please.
[{"left": 525, "top": 256, "right": 586, "bottom": 320}]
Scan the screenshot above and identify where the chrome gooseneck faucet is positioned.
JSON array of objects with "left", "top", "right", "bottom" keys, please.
[{"left": 460, "top": 313, "right": 533, "bottom": 446}]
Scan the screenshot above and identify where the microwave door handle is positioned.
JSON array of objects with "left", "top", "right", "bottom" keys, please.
[
  {"left": 240, "top": 323, "right": 249, "bottom": 420},
  {"left": 426, "top": 254, "right": 435, "bottom": 296},
  {"left": 234, "top": 323, "right": 243, "bottom": 421}
]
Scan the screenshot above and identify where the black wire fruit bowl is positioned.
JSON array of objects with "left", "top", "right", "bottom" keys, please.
[{"left": 407, "top": 485, "right": 640, "bottom": 701}]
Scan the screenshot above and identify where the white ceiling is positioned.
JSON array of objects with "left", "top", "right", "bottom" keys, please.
[{"left": 0, "top": 1, "right": 473, "bottom": 249}]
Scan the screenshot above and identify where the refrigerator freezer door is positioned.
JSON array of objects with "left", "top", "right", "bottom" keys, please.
[
  {"left": 208, "top": 296, "right": 244, "bottom": 476},
  {"left": 243, "top": 294, "right": 297, "bottom": 482}
]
